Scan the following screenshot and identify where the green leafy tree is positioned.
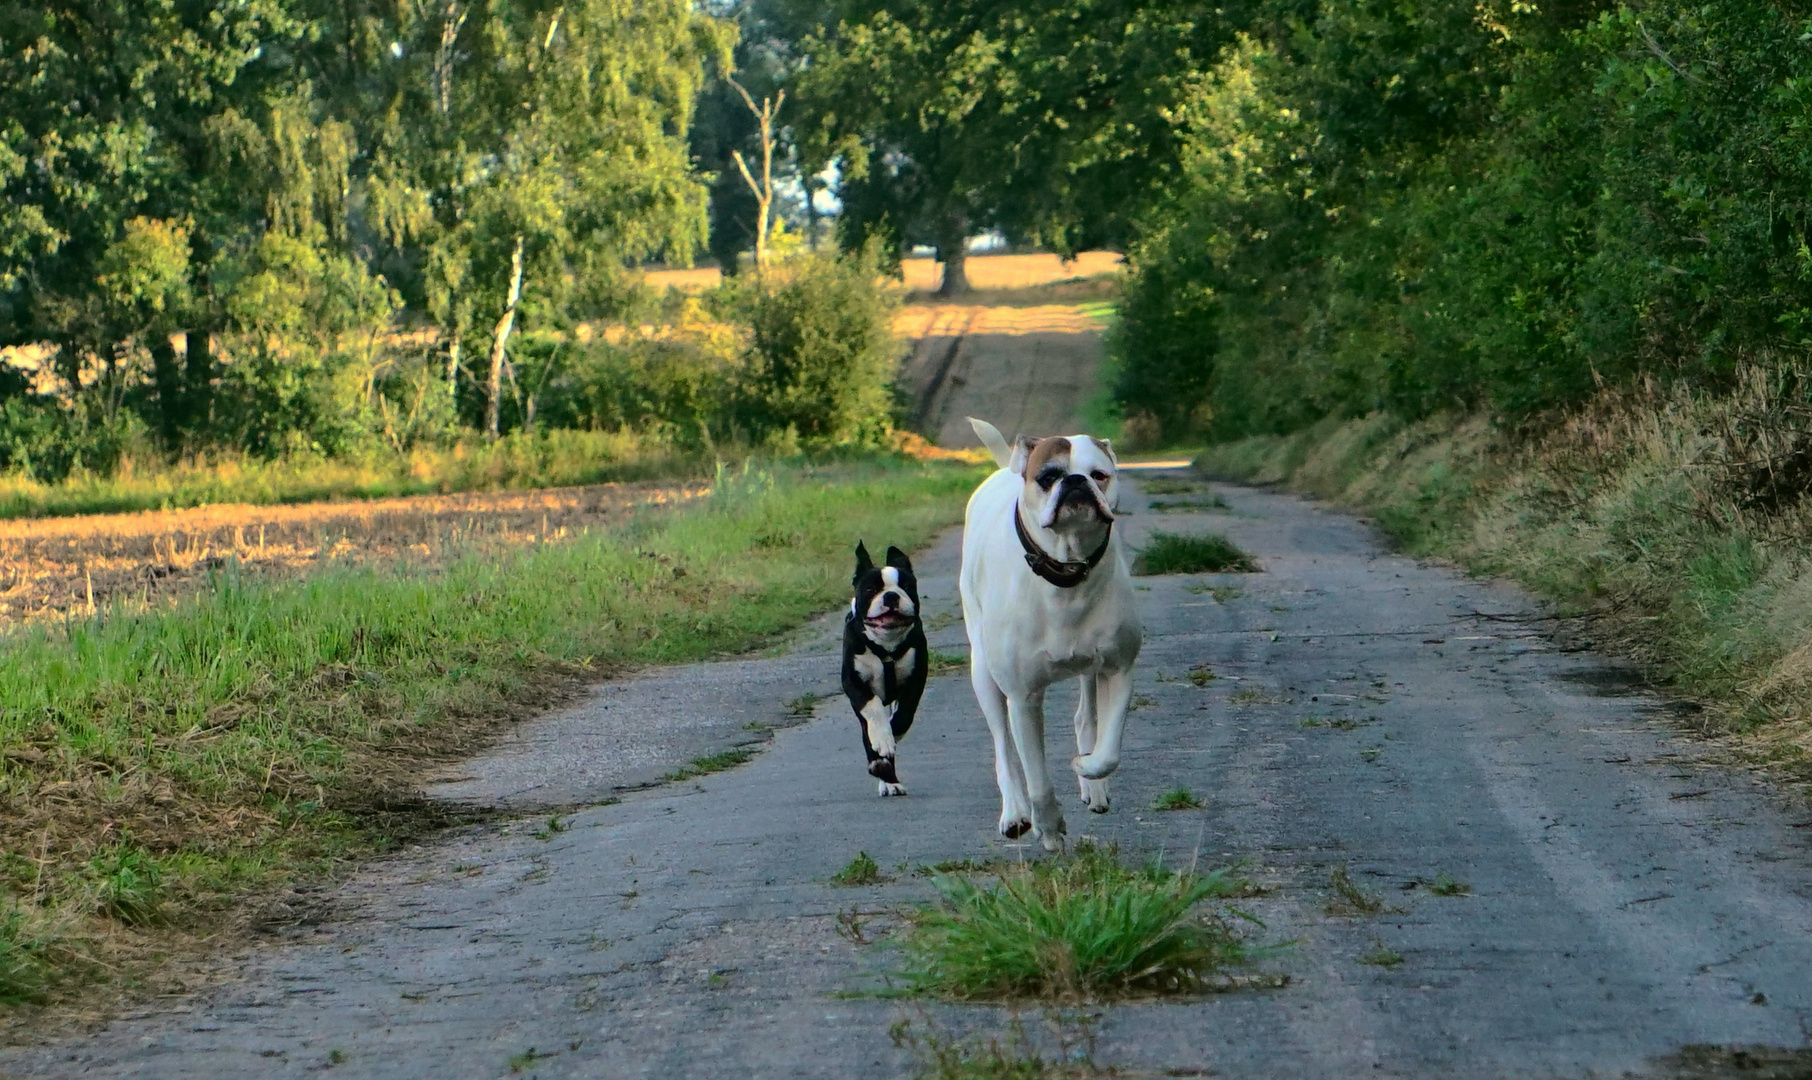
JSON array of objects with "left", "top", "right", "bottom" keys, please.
[{"left": 788, "top": 0, "right": 1227, "bottom": 294}]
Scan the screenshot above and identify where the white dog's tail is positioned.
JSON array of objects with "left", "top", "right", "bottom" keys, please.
[{"left": 968, "top": 417, "right": 1012, "bottom": 469}]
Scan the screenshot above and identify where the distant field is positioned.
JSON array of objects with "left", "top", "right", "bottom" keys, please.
[
  {"left": 0, "top": 480, "right": 705, "bottom": 625},
  {"left": 644, "top": 250, "right": 1123, "bottom": 296}
]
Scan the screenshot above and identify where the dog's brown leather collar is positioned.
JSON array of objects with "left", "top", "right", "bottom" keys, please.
[{"left": 1015, "top": 502, "right": 1111, "bottom": 588}]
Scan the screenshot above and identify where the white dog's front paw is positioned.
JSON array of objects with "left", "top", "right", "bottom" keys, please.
[
  {"left": 1080, "top": 777, "right": 1110, "bottom": 813},
  {"left": 999, "top": 814, "right": 1033, "bottom": 840},
  {"left": 878, "top": 780, "right": 907, "bottom": 797},
  {"left": 1073, "top": 752, "right": 1119, "bottom": 781}
]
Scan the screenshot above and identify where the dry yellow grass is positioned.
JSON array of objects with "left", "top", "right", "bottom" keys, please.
[
  {"left": 0, "top": 481, "right": 706, "bottom": 626},
  {"left": 641, "top": 251, "right": 1123, "bottom": 296}
]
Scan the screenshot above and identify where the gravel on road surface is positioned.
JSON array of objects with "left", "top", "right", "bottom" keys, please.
[{"left": 7, "top": 475, "right": 1812, "bottom": 1079}]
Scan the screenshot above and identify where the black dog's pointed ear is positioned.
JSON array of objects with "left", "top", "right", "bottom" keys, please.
[
  {"left": 853, "top": 541, "right": 874, "bottom": 584},
  {"left": 885, "top": 546, "right": 913, "bottom": 574}
]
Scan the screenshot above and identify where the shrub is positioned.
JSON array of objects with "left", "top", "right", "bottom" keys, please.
[{"left": 722, "top": 248, "right": 899, "bottom": 447}]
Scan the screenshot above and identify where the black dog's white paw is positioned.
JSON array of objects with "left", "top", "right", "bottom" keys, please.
[{"left": 878, "top": 780, "right": 907, "bottom": 797}]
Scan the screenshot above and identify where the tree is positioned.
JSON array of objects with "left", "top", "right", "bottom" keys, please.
[{"left": 787, "top": 0, "right": 1230, "bottom": 295}]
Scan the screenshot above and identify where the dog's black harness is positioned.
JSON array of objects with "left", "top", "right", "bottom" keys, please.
[
  {"left": 1015, "top": 502, "right": 1112, "bottom": 588},
  {"left": 854, "top": 631, "right": 917, "bottom": 700}
]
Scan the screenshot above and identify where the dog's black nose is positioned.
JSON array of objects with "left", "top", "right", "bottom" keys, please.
[
  {"left": 1060, "top": 473, "right": 1088, "bottom": 489},
  {"left": 883, "top": 592, "right": 900, "bottom": 609}
]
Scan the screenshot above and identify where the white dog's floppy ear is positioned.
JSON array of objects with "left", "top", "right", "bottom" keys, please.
[
  {"left": 967, "top": 417, "right": 1012, "bottom": 468},
  {"left": 1008, "top": 434, "right": 1039, "bottom": 477}
]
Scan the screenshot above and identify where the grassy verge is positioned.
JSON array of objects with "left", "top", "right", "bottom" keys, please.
[
  {"left": 1132, "top": 532, "right": 1257, "bottom": 575},
  {"left": 0, "top": 457, "right": 981, "bottom": 1006},
  {"left": 1195, "top": 378, "right": 1812, "bottom": 781},
  {"left": 0, "top": 429, "right": 701, "bottom": 520}
]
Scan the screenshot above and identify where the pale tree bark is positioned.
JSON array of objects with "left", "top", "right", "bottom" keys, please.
[
  {"left": 729, "top": 79, "right": 784, "bottom": 272},
  {"left": 433, "top": 0, "right": 466, "bottom": 116},
  {"left": 936, "top": 216, "right": 972, "bottom": 297},
  {"left": 445, "top": 338, "right": 460, "bottom": 405},
  {"left": 486, "top": 235, "right": 525, "bottom": 440}
]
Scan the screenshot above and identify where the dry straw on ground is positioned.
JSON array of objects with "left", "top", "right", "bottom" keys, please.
[{"left": 0, "top": 481, "right": 706, "bottom": 625}]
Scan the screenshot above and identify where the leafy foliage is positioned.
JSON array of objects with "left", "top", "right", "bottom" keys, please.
[{"left": 1114, "top": 0, "right": 1812, "bottom": 445}]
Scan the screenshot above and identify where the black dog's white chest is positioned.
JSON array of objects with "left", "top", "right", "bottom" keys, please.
[{"left": 851, "top": 640, "right": 918, "bottom": 703}]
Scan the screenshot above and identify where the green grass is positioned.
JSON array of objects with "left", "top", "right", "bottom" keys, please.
[
  {"left": 1132, "top": 532, "right": 1257, "bottom": 576},
  {"left": 1427, "top": 873, "right": 1471, "bottom": 897},
  {"left": 1325, "top": 866, "right": 1384, "bottom": 916},
  {"left": 1150, "top": 787, "right": 1204, "bottom": 811},
  {"left": 1186, "top": 664, "right": 1216, "bottom": 687},
  {"left": 1147, "top": 495, "right": 1229, "bottom": 513},
  {"left": 0, "top": 457, "right": 981, "bottom": 1001},
  {"left": 663, "top": 747, "right": 759, "bottom": 782},
  {"left": 898, "top": 842, "right": 1250, "bottom": 1000},
  {"left": 0, "top": 428, "right": 698, "bottom": 520},
  {"left": 1358, "top": 942, "right": 1404, "bottom": 968},
  {"left": 1137, "top": 478, "right": 1202, "bottom": 496},
  {"left": 831, "top": 851, "right": 887, "bottom": 887}
]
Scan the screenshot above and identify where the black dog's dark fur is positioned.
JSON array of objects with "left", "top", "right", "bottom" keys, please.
[{"left": 841, "top": 542, "right": 928, "bottom": 786}]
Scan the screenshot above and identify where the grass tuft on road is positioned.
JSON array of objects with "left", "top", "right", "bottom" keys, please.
[
  {"left": 1133, "top": 532, "right": 1256, "bottom": 576},
  {"left": 0, "top": 457, "right": 980, "bottom": 1006},
  {"left": 898, "top": 843, "right": 1250, "bottom": 1001},
  {"left": 832, "top": 852, "right": 887, "bottom": 887},
  {"left": 1150, "top": 787, "right": 1204, "bottom": 811}
]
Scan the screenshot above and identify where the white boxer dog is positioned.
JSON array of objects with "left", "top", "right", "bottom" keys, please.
[{"left": 959, "top": 417, "right": 1143, "bottom": 851}]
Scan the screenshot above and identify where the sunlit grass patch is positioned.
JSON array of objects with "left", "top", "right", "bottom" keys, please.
[
  {"left": 663, "top": 746, "right": 759, "bottom": 782},
  {"left": 1325, "top": 866, "right": 1384, "bottom": 916},
  {"left": 832, "top": 852, "right": 888, "bottom": 887},
  {"left": 898, "top": 842, "right": 1253, "bottom": 1000},
  {"left": 1133, "top": 532, "right": 1256, "bottom": 575},
  {"left": 1150, "top": 788, "right": 1204, "bottom": 811}
]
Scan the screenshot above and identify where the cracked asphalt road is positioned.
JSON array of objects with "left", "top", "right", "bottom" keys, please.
[{"left": 7, "top": 476, "right": 1812, "bottom": 1079}]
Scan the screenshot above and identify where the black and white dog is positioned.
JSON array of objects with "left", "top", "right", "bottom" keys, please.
[{"left": 842, "top": 541, "right": 929, "bottom": 796}]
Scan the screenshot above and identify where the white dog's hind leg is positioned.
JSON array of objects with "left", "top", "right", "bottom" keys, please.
[
  {"left": 1074, "top": 668, "right": 1133, "bottom": 780},
  {"left": 972, "top": 662, "right": 1032, "bottom": 839},
  {"left": 1072, "top": 675, "right": 1109, "bottom": 813},
  {"left": 1007, "top": 691, "right": 1065, "bottom": 851}
]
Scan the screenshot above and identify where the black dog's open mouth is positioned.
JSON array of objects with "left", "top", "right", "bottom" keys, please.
[{"left": 865, "top": 611, "right": 913, "bottom": 630}]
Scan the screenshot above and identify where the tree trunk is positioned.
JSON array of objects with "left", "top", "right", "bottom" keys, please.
[
  {"left": 806, "top": 177, "right": 819, "bottom": 253},
  {"left": 148, "top": 333, "right": 184, "bottom": 451},
  {"left": 183, "top": 329, "right": 212, "bottom": 432},
  {"left": 486, "top": 235, "right": 525, "bottom": 440},
  {"left": 937, "top": 227, "right": 972, "bottom": 297},
  {"left": 445, "top": 336, "right": 460, "bottom": 405}
]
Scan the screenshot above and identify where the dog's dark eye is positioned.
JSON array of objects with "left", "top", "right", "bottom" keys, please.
[
  {"left": 1036, "top": 468, "right": 1062, "bottom": 490},
  {"left": 1090, "top": 471, "right": 1110, "bottom": 485}
]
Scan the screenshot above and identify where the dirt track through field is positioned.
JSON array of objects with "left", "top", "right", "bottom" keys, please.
[{"left": 896, "top": 302, "right": 1109, "bottom": 445}]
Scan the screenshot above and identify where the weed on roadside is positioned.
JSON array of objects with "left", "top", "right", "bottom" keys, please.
[
  {"left": 509, "top": 1047, "right": 556, "bottom": 1072},
  {"left": 1139, "top": 479, "right": 1201, "bottom": 496},
  {"left": 1186, "top": 664, "right": 1216, "bottom": 687},
  {"left": 1229, "top": 688, "right": 1287, "bottom": 705},
  {"left": 1299, "top": 716, "right": 1359, "bottom": 730},
  {"left": 890, "top": 1011, "right": 1106, "bottom": 1080},
  {"left": 1427, "top": 874, "right": 1472, "bottom": 897},
  {"left": 1151, "top": 788, "right": 1204, "bottom": 812},
  {"left": 1325, "top": 866, "right": 1384, "bottom": 916},
  {"left": 1148, "top": 496, "right": 1230, "bottom": 513},
  {"left": 914, "top": 858, "right": 1014, "bottom": 877},
  {"left": 787, "top": 692, "right": 826, "bottom": 717},
  {"left": 1133, "top": 532, "right": 1257, "bottom": 576},
  {"left": 663, "top": 746, "right": 759, "bottom": 782},
  {"left": 929, "top": 650, "right": 969, "bottom": 676},
  {"left": 0, "top": 909, "right": 54, "bottom": 1005},
  {"left": 533, "top": 816, "right": 569, "bottom": 841},
  {"left": 1183, "top": 584, "right": 1245, "bottom": 603},
  {"left": 898, "top": 842, "right": 1254, "bottom": 1000},
  {"left": 833, "top": 851, "right": 888, "bottom": 887},
  {"left": 85, "top": 846, "right": 165, "bottom": 925},
  {"left": 1359, "top": 941, "right": 1404, "bottom": 967}
]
